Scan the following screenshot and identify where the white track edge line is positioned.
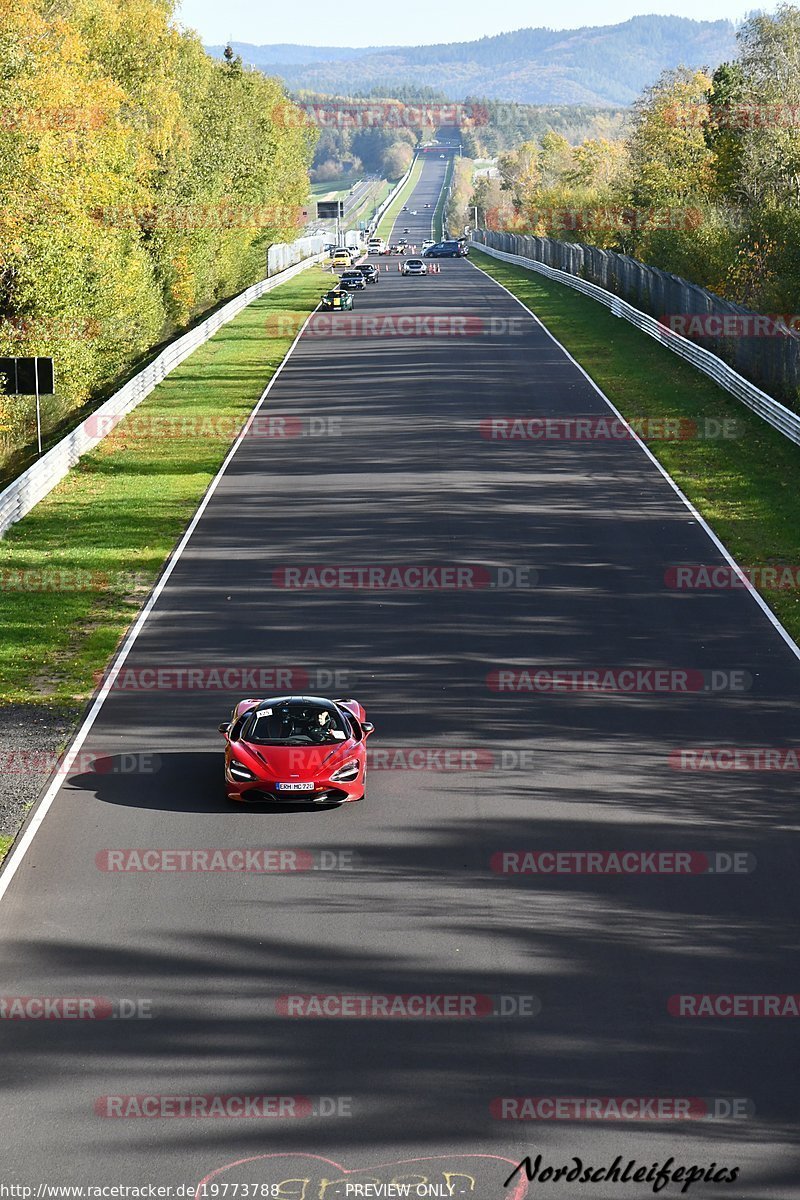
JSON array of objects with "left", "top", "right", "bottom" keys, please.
[
  {"left": 0, "top": 302, "right": 321, "bottom": 906},
  {"left": 468, "top": 253, "right": 800, "bottom": 665}
]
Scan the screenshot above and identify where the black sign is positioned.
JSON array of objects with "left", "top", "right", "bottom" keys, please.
[
  {"left": 316, "top": 200, "right": 344, "bottom": 219},
  {"left": 0, "top": 356, "right": 55, "bottom": 395}
]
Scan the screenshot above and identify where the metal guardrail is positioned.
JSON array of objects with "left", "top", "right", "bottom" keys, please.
[
  {"left": 471, "top": 235, "right": 800, "bottom": 448},
  {"left": 367, "top": 159, "right": 416, "bottom": 238},
  {"left": 440, "top": 156, "right": 455, "bottom": 239},
  {"left": 266, "top": 235, "right": 325, "bottom": 277},
  {"left": 0, "top": 238, "right": 326, "bottom": 537}
]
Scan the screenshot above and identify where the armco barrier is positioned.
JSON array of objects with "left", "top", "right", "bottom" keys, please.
[
  {"left": 473, "top": 231, "right": 800, "bottom": 404},
  {"left": 471, "top": 235, "right": 800, "bottom": 448},
  {"left": 367, "top": 159, "right": 415, "bottom": 238},
  {"left": 267, "top": 236, "right": 324, "bottom": 276},
  {"left": 0, "top": 238, "right": 325, "bottom": 537}
]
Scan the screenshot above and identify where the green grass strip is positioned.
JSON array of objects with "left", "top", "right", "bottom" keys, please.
[
  {"left": 0, "top": 265, "right": 332, "bottom": 706},
  {"left": 377, "top": 157, "right": 425, "bottom": 241},
  {"left": 309, "top": 176, "right": 356, "bottom": 200},
  {"left": 471, "top": 249, "right": 800, "bottom": 643},
  {"left": 347, "top": 179, "right": 391, "bottom": 229},
  {"left": 434, "top": 156, "right": 454, "bottom": 240}
]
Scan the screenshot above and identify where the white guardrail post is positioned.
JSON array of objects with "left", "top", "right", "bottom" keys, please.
[
  {"left": 0, "top": 237, "right": 326, "bottom": 537},
  {"left": 470, "top": 235, "right": 800, "bottom": 448}
]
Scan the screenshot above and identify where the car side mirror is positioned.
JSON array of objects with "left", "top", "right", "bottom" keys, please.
[
  {"left": 218, "top": 722, "right": 231, "bottom": 736},
  {"left": 362, "top": 722, "right": 375, "bottom": 737}
]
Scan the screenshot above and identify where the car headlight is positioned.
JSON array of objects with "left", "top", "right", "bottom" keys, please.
[
  {"left": 331, "top": 760, "right": 360, "bottom": 783},
  {"left": 228, "top": 758, "right": 256, "bottom": 782}
]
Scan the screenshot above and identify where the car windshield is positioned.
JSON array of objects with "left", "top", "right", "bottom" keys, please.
[{"left": 242, "top": 702, "right": 351, "bottom": 746}]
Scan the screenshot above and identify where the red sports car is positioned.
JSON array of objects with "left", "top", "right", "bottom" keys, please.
[{"left": 218, "top": 695, "right": 374, "bottom": 805}]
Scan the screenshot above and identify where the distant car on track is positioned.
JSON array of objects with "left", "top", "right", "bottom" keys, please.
[
  {"left": 401, "top": 258, "right": 427, "bottom": 275},
  {"left": 421, "top": 240, "right": 435, "bottom": 252},
  {"left": 320, "top": 289, "right": 353, "bottom": 311},
  {"left": 219, "top": 695, "right": 375, "bottom": 805},
  {"left": 354, "top": 263, "right": 380, "bottom": 283},
  {"left": 423, "top": 240, "right": 467, "bottom": 258},
  {"left": 339, "top": 271, "right": 367, "bottom": 290}
]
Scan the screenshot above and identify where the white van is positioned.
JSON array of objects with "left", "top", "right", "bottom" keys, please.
[{"left": 367, "top": 237, "right": 386, "bottom": 254}]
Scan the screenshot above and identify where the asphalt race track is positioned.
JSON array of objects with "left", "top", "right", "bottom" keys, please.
[{"left": 1, "top": 148, "right": 799, "bottom": 1197}]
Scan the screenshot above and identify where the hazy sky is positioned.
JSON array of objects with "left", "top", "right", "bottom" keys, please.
[{"left": 176, "top": 0, "right": 747, "bottom": 48}]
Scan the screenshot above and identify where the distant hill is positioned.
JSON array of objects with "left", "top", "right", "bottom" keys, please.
[
  {"left": 206, "top": 16, "right": 738, "bottom": 106},
  {"left": 205, "top": 43, "right": 375, "bottom": 66}
]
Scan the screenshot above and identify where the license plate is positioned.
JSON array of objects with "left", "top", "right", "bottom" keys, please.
[{"left": 276, "top": 782, "right": 314, "bottom": 792}]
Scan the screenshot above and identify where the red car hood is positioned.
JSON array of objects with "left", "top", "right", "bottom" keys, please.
[{"left": 233, "top": 740, "right": 357, "bottom": 778}]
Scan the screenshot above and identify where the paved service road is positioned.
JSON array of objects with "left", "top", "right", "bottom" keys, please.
[{"left": 1, "top": 150, "right": 798, "bottom": 1197}]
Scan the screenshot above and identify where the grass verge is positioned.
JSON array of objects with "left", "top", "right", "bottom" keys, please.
[
  {"left": 0, "top": 835, "right": 12, "bottom": 864},
  {"left": 377, "top": 158, "right": 425, "bottom": 241},
  {"left": 471, "top": 249, "right": 800, "bottom": 643},
  {"left": 434, "top": 157, "right": 453, "bottom": 240},
  {"left": 309, "top": 176, "right": 356, "bottom": 200},
  {"left": 348, "top": 179, "right": 391, "bottom": 228},
  {"left": 0, "top": 264, "right": 332, "bottom": 706}
]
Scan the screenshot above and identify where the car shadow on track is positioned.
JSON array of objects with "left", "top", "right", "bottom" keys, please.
[{"left": 65, "top": 751, "right": 346, "bottom": 816}]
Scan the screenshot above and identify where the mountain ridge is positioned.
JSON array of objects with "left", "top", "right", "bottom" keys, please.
[{"left": 205, "top": 16, "right": 738, "bottom": 106}]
